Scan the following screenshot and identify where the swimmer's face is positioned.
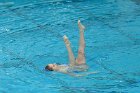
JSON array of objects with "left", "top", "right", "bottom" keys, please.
[{"left": 45, "top": 63, "right": 58, "bottom": 71}]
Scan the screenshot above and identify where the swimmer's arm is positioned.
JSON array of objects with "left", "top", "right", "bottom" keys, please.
[
  {"left": 67, "top": 72, "right": 82, "bottom": 77},
  {"left": 66, "top": 71, "right": 98, "bottom": 77},
  {"left": 61, "top": 71, "right": 80, "bottom": 77}
]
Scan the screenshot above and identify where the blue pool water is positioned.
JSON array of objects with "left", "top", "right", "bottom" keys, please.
[{"left": 0, "top": 0, "right": 140, "bottom": 93}]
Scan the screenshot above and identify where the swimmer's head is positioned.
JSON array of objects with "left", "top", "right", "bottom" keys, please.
[{"left": 45, "top": 63, "right": 59, "bottom": 71}]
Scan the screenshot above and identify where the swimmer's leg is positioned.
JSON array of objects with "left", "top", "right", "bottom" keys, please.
[
  {"left": 63, "top": 35, "right": 75, "bottom": 66},
  {"left": 76, "top": 20, "right": 86, "bottom": 65}
]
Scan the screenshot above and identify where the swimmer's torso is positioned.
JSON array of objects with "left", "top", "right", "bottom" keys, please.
[{"left": 56, "top": 64, "right": 88, "bottom": 73}]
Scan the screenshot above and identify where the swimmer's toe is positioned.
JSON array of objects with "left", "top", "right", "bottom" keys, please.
[
  {"left": 63, "top": 35, "right": 70, "bottom": 46},
  {"left": 78, "top": 20, "right": 85, "bottom": 31},
  {"left": 63, "top": 35, "right": 68, "bottom": 40}
]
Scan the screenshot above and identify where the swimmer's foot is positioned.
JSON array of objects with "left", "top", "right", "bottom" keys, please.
[
  {"left": 63, "top": 35, "right": 70, "bottom": 46},
  {"left": 78, "top": 20, "right": 85, "bottom": 32}
]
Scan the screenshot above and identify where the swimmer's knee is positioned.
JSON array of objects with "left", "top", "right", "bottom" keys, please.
[{"left": 78, "top": 49, "right": 84, "bottom": 55}]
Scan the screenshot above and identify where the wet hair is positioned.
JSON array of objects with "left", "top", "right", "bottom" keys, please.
[{"left": 45, "top": 65, "right": 53, "bottom": 71}]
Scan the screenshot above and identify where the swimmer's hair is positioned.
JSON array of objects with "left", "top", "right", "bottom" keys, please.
[{"left": 45, "top": 65, "right": 53, "bottom": 71}]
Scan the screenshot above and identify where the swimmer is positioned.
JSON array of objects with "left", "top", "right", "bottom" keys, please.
[{"left": 45, "top": 20, "right": 88, "bottom": 74}]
